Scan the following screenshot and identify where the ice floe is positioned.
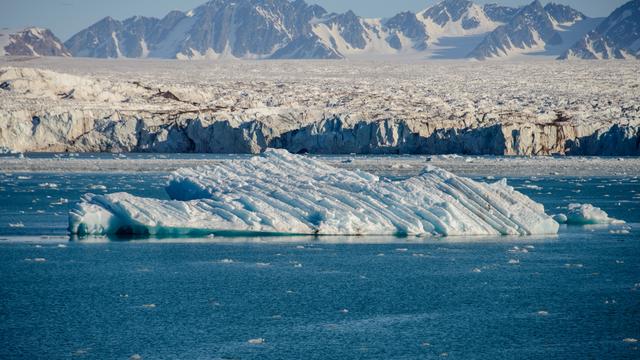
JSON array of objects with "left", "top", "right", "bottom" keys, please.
[
  {"left": 68, "top": 149, "right": 559, "bottom": 238},
  {"left": 562, "top": 203, "right": 625, "bottom": 225},
  {"left": 248, "top": 338, "right": 265, "bottom": 345}
]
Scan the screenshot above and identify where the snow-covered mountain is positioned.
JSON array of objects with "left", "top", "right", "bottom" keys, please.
[
  {"left": 62, "top": 0, "right": 518, "bottom": 60},
  {"left": 65, "top": 0, "right": 327, "bottom": 59},
  {"left": 560, "top": 0, "right": 640, "bottom": 60},
  {"left": 59, "top": 0, "right": 613, "bottom": 61},
  {"left": 419, "top": 0, "right": 503, "bottom": 39},
  {"left": 0, "top": 27, "right": 70, "bottom": 57},
  {"left": 468, "top": 1, "right": 591, "bottom": 59}
]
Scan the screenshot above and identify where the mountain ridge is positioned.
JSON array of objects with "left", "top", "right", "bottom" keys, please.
[{"left": 4, "top": 0, "right": 637, "bottom": 61}]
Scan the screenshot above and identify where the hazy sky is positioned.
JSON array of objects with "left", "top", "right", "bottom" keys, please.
[{"left": 0, "top": 0, "right": 629, "bottom": 41}]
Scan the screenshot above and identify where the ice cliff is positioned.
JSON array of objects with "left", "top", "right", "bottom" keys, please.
[
  {"left": 69, "top": 149, "right": 559, "bottom": 237},
  {"left": 1, "top": 60, "right": 639, "bottom": 156}
]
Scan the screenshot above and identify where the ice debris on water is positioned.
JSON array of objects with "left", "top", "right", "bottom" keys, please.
[
  {"left": 248, "top": 338, "right": 265, "bottom": 345},
  {"left": 609, "top": 229, "right": 630, "bottom": 235},
  {"left": 68, "top": 150, "right": 559, "bottom": 238},
  {"left": 508, "top": 246, "right": 529, "bottom": 254}
]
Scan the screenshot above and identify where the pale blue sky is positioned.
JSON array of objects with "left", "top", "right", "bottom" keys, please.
[{"left": 0, "top": 0, "right": 628, "bottom": 41}]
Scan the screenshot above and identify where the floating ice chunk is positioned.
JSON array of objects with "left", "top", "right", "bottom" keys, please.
[
  {"left": 566, "top": 203, "right": 625, "bottom": 225},
  {"left": 552, "top": 214, "right": 568, "bottom": 224},
  {"left": 248, "top": 338, "right": 265, "bottom": 345},
  {"left": 51, "top": 198, "right": 69, "bottom": 206},
  {"left": 623, "top": 338, "right": 638, "bottom": 343},
  {"left": 69, "top": 150, "right": 559, "bottom": 237},
  {"left": 564, "top": 263, "right": 583, "bottom": 268},
  {"left": 38, "top": 182, "right": 58, "bottom": 188},
  {"left": 508, "top": 246, "right": 528, "bottom": 254},
  {"left": 8, "top": 222, "right": 24, "bottom": 228},
  {"left": 609, "top": 229, "right": 630, "bottom": 235},
  {"left": 88, "top": 184, "right": 107, "bottom": 190}
]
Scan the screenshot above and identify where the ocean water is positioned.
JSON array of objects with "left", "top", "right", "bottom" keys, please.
[{"left": 0, "top": 157, "right": 639, "bottom": 359}]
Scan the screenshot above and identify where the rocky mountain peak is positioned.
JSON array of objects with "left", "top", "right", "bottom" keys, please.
[
  {"left": 544, "top": 3, "right": 586, "bottom": 24},
  {"left": 560, "top": 0, "right": 640, "bottom": 59},
  {"left": 483, "top": 3, "right": 521, "bottom": 23},
  {"left": 1, "top": 27, "right": 71, "bottom": 57},
  {"left": 423, "top": 0, "right": 475, "bottom": 26}
]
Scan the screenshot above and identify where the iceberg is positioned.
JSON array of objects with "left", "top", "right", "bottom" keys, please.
[
  {"left": 564, "top": 203, "right": 625, "bottom": 225},
  {"left": 69, "top": 149, "right": 559, "bottom": 237}
]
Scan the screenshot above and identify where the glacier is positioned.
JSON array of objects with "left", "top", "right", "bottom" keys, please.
[
  {"left": 68, "top": 149, "right": 559, "bottom": 238},
  {"left": 1, "top": 59, "right": 638, "bottom": 156}
]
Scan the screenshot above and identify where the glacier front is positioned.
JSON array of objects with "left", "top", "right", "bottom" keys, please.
[{"left": 68, "top": 150, "right": 559, "bottom": 238}]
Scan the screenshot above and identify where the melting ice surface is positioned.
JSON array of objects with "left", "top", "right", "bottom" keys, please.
[{"left": 69, "top": 149, "right": 559, "bottom": 237}]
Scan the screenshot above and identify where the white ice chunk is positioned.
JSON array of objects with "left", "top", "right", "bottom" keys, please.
[
  {"left": 566, "top": 203, "right": 625, "bottom": 225},
  {"left": 552, "top": 213, "right": 568, "bottom": 224},
  {"left": 69, "top": 149, "right": 559, "bottom": 237}
]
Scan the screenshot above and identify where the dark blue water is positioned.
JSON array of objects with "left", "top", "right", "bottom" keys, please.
[{"left": 0, "top": 169, "right": 639, "bottom": 359}]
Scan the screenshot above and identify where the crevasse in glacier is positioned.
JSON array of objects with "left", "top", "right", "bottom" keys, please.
[{"left": 68, "top": 149, "right": 560, "bottom": 237}]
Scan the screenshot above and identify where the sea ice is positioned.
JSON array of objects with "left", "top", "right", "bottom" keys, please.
[
  {"left": 565, "top": 203, "right": 625, "bottom": 225},
  {"left": 68, "top": 149, "right": 559, "bottom": 238}
]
